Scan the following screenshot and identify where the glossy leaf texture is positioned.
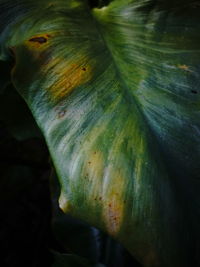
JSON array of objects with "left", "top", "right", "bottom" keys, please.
[{"left": 0, "top": 0, "right": 200, "bottom": 266}]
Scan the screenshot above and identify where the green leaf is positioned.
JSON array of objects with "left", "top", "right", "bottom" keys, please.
[{"left": 0, "top": 0, "right": 200, "bottom": 266}]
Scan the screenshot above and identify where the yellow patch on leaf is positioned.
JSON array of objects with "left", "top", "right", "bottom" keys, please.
[
  {"left": 47, "top": 61, "right": 93, "bottom": 101},
  {"left": 83, "top": 150, "right": 105, "bottom": 201},
  {"left": 102, "top": 169, "right": 125, "bottom": 236},
  {"left": 59, "top": 191, "right": 72, "bottom": 213},
  {"left": 82, "top": 150, "right": 125, "bottom": 235},
  {"left": 177, "top": 64, "right": 191, "bottom": 72}
]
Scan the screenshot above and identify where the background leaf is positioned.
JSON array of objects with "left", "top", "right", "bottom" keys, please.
[
  {"left": 51, "top": 251, "right": 96, "bottom": 267},
  {"left": 0, "top": 124, "right": 52, "bottom": 267}
]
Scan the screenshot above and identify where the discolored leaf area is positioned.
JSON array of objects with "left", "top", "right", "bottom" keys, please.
[{"left": 0, "top": 0, "right": 200, "bottom": 266}]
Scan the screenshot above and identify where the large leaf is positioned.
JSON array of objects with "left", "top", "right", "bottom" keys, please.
[{"left": 0, "top": 0, "right": 200, "bottom": 266}]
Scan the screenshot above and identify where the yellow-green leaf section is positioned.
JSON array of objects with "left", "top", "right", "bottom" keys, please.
[{"left": 0, "top": 0, "right": 200, "bottom": 266}]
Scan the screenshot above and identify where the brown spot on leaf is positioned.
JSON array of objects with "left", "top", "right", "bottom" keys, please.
[
  {"left": 82, "top": 150, "right": 104, "bottom": 203},
  {"left": 57, "top": 110, "right": 66, "bottom": 119},
  {"left": 25, "top": 33, "right": 51, "bottom": 50},
  {"left": 29, "top": 36, "right": 47, "bottom": 44}
]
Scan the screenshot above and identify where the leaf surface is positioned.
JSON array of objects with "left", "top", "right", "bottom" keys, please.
[{"left": 0, "top": 0, "right": 200, "bottom": 266}]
